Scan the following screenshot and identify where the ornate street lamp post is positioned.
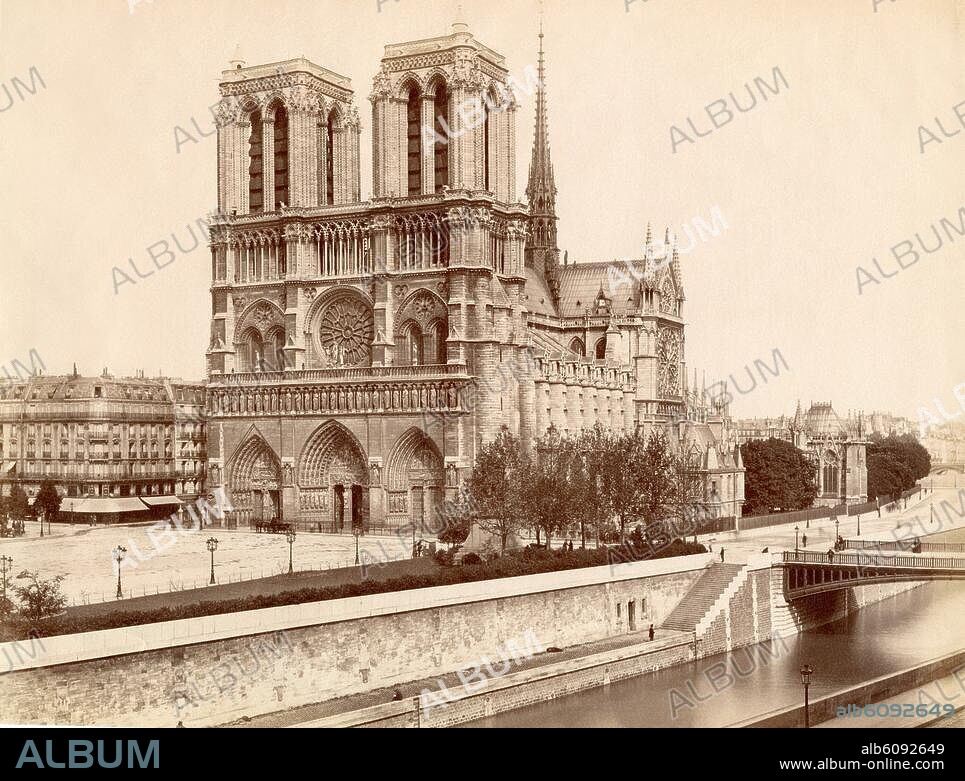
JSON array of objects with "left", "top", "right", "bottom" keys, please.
[
  {"left": 113, "top": 545, "right": 127, "bottom": 599},
  {"left": 286, "top": 529, "right": 296, "bottom": 575},
  {"left": 206, "top": 537, "right": 219, "bottom": 585},
  {"left": 354, "top": 523, "right": 362, "bottom": 566},
  {"left": 39, "top": 508, "right": 43, "bottom": 539},
  {"left": 177, "top": 504, "right": 185, "bottom": 530},
  {"left": 835, "top": 516, "right": 840, "bottom": 544},
  {"left": 0, "top": 555, "right": 13, "bottom": 613},
  {"left": 800, "top": 664, "right": 814, "bottom": 728},
  {"left": 795, "top": 525, "right": 800, "bottom": 553}
]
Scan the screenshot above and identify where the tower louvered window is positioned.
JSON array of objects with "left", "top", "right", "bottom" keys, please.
[{"left": 248, "top": 111, "right": 263, "bottom": 213}]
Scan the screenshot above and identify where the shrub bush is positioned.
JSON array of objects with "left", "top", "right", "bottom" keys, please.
[{"left": 461, "top": 553, "right": 482, "bottom": 566}]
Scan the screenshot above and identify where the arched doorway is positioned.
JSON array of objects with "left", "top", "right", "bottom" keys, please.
[
  {"left": 227, "top": 434, "right": 282, "bottom": 528},
  {"left": 386, "top": 428, "right": 445, "bottom": 535},
  {"left": 298, "top": 422, "right": 369, "bottom": 533}
]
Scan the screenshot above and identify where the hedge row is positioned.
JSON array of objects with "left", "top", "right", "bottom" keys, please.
[{"left": 0, "top": 540, "right": 706, "bottom": 642}]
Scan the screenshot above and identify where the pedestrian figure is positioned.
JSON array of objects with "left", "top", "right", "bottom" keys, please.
[
  {"left": 719, "top": 548, "right": 725, "bottom": 562},
  {"left": 827, "top": 549, "right": 835, "bottom": 563},
  {"left": 801, "top": 533, "right": 808, "bottom": 548},
  {"left": 392, "top": 687, "right": 404, "bottom": 701},
  {"left": 648, "top": 624, "right": 655, "bottom": 642},
  {"left": 176, "top": 720, "right": 184, "bottom": 728}
]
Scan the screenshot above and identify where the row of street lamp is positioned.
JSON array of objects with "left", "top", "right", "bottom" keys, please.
[{"left": 110, "top": 525, "right": 330, "bottom": 598}]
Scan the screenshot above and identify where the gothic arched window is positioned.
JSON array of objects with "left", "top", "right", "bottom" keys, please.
[
  {"left": 434, "top": 321, "right": 447, "bottom": 365},
  {"left": 595, "top": 337, "right": 607, "bottom": 360},
  {"left": 569, "top": 338, "right": 585, "bottom": 357},
  {"left": 242, "top": 329, "right": 263, "bottom": 373},
  {"left": 406, "top": 87, "right": 422, "bottom": 196},
  {"left": 265, "top": 328, "right": 286, "bottom": 372},
  {"left": 433, "top": 84, "right": 450, "bottom": 192},
  {"left": 248, "top": 110, "right": 264, "bottom": 213},
  {"left": 272, "top": 105, "right": 289, "bottom": 209},
  {"left": 403, "top": 322, "right": 423, "bottom": 366},
  {"left": 326, "top": 110, "right": 336, "bottom": 205}
]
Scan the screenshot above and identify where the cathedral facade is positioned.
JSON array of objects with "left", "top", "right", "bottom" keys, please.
[{"left": 203, "top": 23, "right": 744, "bottom": 533}]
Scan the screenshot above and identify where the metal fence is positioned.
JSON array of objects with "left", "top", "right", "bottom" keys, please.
[
  {"left": 843, "top": 539, "right": 965, "bottom": 554},
  {"left": 739, "top": 504, "right": 848, "bottom": 532},
  {"left": 781, "top": 550, "right": 965, "bottom": 570}
]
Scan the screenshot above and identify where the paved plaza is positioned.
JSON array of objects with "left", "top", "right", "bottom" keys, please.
[{"left": 0, "top": 520, "right": 429, "bottom": 606}]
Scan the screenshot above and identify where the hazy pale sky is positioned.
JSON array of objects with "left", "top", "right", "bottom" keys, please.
[{"left": 0, "top": 0, "right": 962, "bottom": 420}]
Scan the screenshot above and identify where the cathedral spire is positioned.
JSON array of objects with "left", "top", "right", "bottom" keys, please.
[{"left": 525, "top": 22, "right": 561, "bottom": 306}]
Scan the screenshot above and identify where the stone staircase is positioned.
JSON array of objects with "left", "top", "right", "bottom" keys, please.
[{"left": 661, "top": 563, "right": 744, "bottom": 632}]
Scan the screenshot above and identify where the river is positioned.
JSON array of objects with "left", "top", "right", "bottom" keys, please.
[{"left": 468, "top": 532, "right": 965, "bottom": 728}]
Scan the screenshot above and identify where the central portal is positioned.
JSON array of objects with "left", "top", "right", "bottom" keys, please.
[{"left": 297, "top": 422, "right": 369, "bottom": 533}]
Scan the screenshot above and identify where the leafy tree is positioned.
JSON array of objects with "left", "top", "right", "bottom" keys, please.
[
  {"left": 35, "top": 480, "right": 61, "bottom": 521},
  {"left": 635, "top": 431, "right": 676, "bottom": 530},
  {"left": 604, "top": 430, "right": 650, "bottom": 543},
  {"left": 867, "top": 434, "right": 931, "bottom": 500},
  {"left": 669, "top": 445, "right": 705, "bottom": 540},
  {"left": 12, "top": 570, "right": 67, "bottom": 621},
  {"left": 523, "top": 428, "right": 579, "bottom": 549},
  {"left": 7, "top": 485, "right": 29, "bottom": 519},
  {"left": 465, "top": 427, "right": 529, "bottom": 554},
  {"left": 435, "top": 490, "right": 474, "bottom": 549},
  {"left": 574, "top": 424, "right": 616, "bottom": 548},
  {"left": 740, "top": 438, "right": 817, "bottom": 515}
]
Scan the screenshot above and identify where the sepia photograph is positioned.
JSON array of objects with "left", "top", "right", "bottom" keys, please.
[{"left": 0, "top": 0, "right": 963, "bottom": 763}]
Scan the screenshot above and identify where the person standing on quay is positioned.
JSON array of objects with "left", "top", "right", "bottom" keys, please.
[
  {"left": 648, "top": 624, "right": 655, "bottom": 641},
  {"left": 719, "top": 548, "right": 725, "bottom": 562}
]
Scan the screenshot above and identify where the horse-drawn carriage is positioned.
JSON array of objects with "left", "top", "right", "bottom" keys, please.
[{"left": 254, "top": 519, "right": 293, "bottom": 535}]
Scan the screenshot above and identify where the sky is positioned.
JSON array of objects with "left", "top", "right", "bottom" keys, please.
[{"left": 0, "top": 0, "right": 962, "bottom": 421}]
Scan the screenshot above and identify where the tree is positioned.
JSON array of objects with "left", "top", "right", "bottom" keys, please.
[
  {"left": 465, "top": 427, "right": 528, "bottom": 554},
  {"left": 669, "top": 444, "right": 705, "bottom": 540},
  {"left": 740, "top": 438, "right": 817, "bottom": 515},
  {"left": 35, "top": 480, "right": 61, "bottom": 522},
  {"left": 12, "top": 570, "right": 67, "bottom": 621},
  {"left": 605, "top": 430, "right": 650, "bottom": 543},
  {"left": 8, "top": 484, "right": 29, "bottom": 519},
  {"left": 867, "top": 453, "right": 908, "bottom": 502},
  {"left": 435, "top": 489, "right": 474, "bottom": 549},
  {"left": 523, "top": 428, "right": 579, "bottom": 549},
  {"left": 867, "top": 434, "right": 931, "bottom": 500},
  {"left": 574, "top": 424, "right": 616, "bottom": 548},
  {"left": 635, "top": 431, "right": 676, "bottom": 530}
]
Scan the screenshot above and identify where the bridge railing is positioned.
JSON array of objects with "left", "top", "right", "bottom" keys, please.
[
  {"left": 781, "top": 550, "right": 965, "bottom": 570},
  {"left": 843, "top": 539, "right": 965, "bottom": 554}
]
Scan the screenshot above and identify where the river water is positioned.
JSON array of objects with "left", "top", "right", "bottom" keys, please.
[{"left": 470, "top": 534, "right": 965, "bottom": 728}]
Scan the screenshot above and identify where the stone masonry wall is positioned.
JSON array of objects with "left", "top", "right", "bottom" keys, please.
[{"left": 0, "top": 565, "right": 704, "bottom": 728}]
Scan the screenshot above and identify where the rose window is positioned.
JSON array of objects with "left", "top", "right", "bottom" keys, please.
[{"left": 319, "top": 298, "right": 374, "bottom": 367}]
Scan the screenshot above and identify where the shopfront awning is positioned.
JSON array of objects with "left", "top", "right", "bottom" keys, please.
[
  {"left": 3, "top": 461, "right": 15, "bottom": 473},
  {"left": 139, "top": 496, "right": 184, "bottom": 507},
  {"left": 67, "top": 497, "right": 151, "bottom": 514}
]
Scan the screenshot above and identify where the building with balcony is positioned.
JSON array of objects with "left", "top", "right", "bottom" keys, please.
[
  {"left": 203, "top": 23, "right": 744, "bottom": 531},
  {"left": 0, "top": 370, "right": 205, "bottom": 522}
]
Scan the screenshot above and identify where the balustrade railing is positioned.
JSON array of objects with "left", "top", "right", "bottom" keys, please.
[{"left": 781, "top": 550, "right": 965, "bottom": 570}]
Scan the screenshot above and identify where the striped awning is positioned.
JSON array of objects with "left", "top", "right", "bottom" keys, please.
[
  {"left": 140, "top": 496, "right": 184, "bottom": 507},
  {"left": 68, "top": 497, "right": 150, "bottom": 513}
]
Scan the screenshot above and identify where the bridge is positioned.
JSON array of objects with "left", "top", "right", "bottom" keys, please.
[
  {"left": 780, "top": 550, "right": 965, "bottom": 601},
  {"left": 928, "top": 463, "right": 964, "bottom": 488}
]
